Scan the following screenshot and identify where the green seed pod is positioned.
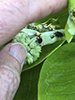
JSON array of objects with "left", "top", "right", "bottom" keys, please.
[
  {"left": 30, "top": 49, "right": 40, "bottom": 57},
  {"left": 34, "top": 46, "right": 41, "bottom": 52},
  {"left": 25, "top": 38, "right": 31, "bottom": 44},
  {"left": 29, "top": 40, "right": 38, "bottom": 48},
  {"left": 26, "top": 53, "right": 34, "bottom": 64},
  {"left": 13, "top": 28, "right": 65, "bottom": 65},
  {"left": 40, "top": 29, "right": 65, "bottom": 46},
  {"left": 13, "top": 29, "right": 42, "bottom": 64}
]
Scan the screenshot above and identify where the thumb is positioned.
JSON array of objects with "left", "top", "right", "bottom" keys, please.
[{"left": 0, "top": 43, "right": 27, "bottom": 100}]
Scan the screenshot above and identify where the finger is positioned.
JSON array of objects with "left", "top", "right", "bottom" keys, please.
[
  {"left": 0, "top": 0, "right": 68, "bottom": 45},
  {"left": 0, "top": 43, "right": 26, "bottom": 100},
  {"left": 27, "top": 0, "right": 68, "bottom": 22}
]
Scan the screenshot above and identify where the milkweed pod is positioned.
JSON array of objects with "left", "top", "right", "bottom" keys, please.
[
  {"left": 30, "top": 49, "right": 40, "bottom": 57},
  {"left": 29, "top": 41, "right": 38, "bottom": 49},
  {"left": 25, "top": 38, "right": 31, "bottom": 44},
  {"left": 35, "top": 46, "right": 41, "bottom": 52},
  {"left": 26, "top": 53, "right": 34, "bottom": 64},
  {"left": 40, "top": 34, "right": 57, "bottom": 46},
  {"left": 13, "top": 28, "right": 65, "bottom": 65}
]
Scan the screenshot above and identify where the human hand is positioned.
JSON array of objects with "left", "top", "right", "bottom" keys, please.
[{"left": 0, "top": 0, "right": 68, "bottom": 99}]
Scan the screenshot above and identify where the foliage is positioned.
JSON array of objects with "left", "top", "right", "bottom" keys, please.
[
  {"left": 1, "top": 0, "right": 75, "bottom": 99},
  {"left": 13, "top": 7, "right": 69, "bottom": 100},
  {"left": 38, "top": 43, "right": 75, "bottom": 100},
  {"left": 65, "top": 0, "right": 75, "bottom": 42}
]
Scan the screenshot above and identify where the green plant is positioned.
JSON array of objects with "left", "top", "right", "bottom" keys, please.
[
  {"left": 0, "top": 0, "right": 74, "bottom": 100},
  {"left": 13, "top": 0, "right": 75, "bottom": 100},
  {"left": 13, "top": 28, "right": 65, "bottom": 65}
]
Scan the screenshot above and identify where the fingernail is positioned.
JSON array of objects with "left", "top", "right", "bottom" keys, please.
[{"left": 9, "top": 43, "right": 27, "bottom": 69}]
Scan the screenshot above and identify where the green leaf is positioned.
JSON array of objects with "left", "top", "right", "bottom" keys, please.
[
  {"left": 68, "top": 0, "right": 75, "bottom": 11},
  {"left": 65, "top": 23, "right": 73, "bottom": 43},
  {"left": 65, "top": 0, "right": 75, "bottom": 43},
  {"left": 38, "top": 42, "right": 75, "bottom": 100},
  {"left": 22, "top": 40, "right": 64, "bottom": 71},
  {"left": 35, "top": 8, "right": 68, "bottom": 29},
  {"left": 65, "top": 14, "right": 75, "bottom": 42},
  {"left": 14, "top": 63, "right": 42, "bottom": 100}
]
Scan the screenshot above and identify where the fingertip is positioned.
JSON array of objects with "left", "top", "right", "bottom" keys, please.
[
  {"left": 9, "top": 43, "right": 27, "bottom": 69},
  {"left": 0, "top": 43, "right": 27, "bottom": 69}
]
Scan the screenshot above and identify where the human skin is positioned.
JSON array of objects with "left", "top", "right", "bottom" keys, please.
[
  {"left": 0, "top": 0, "right": 68, "bottom": 100},
  {"left": 0, "top": 0, "right": 68, "bottom": 45}
]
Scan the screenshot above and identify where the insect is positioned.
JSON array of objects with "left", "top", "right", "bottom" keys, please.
[
  {"left": 38, "top": 29, "right": 65, "bottom": 46},
  {"left": 54, "top": 31, "right": 63, "bottom": 37},
  {"left": 37, "top": 37, "right": 43, "bottom": 43}
]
